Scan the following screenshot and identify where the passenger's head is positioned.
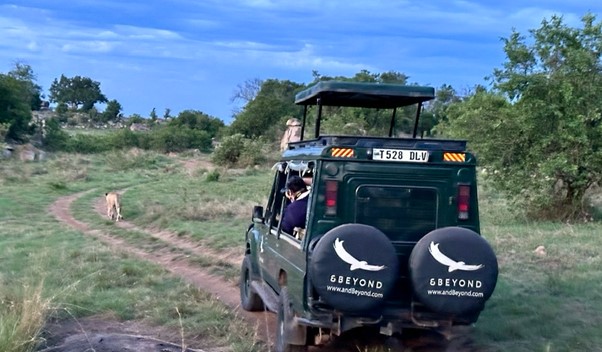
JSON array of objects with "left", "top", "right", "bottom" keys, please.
[{"left": 286, "top": 176, "right": 307, "bottom": 193}]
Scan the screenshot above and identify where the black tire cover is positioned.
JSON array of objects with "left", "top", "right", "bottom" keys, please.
[
  {"left": 409, "top": 227, "right": 498, "bottom": 315},
  {"left": 309, "top": 224, "right": 398, "bottom": 313}
]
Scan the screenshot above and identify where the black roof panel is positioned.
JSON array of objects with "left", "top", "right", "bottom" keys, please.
[{"left": 295, "top": 81, "right": 435, "bottom": 108}]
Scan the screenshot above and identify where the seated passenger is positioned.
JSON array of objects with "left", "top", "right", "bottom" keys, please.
[{"left": 281, "top": 176, "right": 310, "bottom": 235}]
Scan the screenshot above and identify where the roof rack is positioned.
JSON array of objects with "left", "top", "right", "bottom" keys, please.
[
  {"left": 295, "top": 81, "right": 434, "bottom": 108},
  {"left": 294, "top": 81, "right": 436, "bottom": 139}
]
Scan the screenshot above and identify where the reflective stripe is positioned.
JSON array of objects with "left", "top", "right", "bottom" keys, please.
[
  {"left": 443, "top": 152, "right": 465, "bottom": 162},
  {"left": 331, "top": 148, "right": 355, "bottom": 158}
]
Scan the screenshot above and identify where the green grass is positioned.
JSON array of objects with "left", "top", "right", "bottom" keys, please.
[
  {"left": 2, "top": 150, "right": 602, "bottom": 351},
  {"left": 0, "top": 152, "right": 264, "bottom": 351},
  {"left": 472, "top": 184, "right": 602, "bottom": 351},
  {"left": 119, "top": 166, "right": 272, "bottom": 250}
]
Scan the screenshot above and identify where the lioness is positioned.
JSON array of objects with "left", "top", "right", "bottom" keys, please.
[{"left": 105, "top": 192, "right": 123, "bottom": 221}]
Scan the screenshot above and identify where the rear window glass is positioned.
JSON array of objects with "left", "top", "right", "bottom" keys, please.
[{"left": 355, "top": 186, "right": 437, "bottom": 242}]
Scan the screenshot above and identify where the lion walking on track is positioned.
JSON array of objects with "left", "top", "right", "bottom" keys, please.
[{"left": 105, "top": 192, "right": 123, "bottom": 221}]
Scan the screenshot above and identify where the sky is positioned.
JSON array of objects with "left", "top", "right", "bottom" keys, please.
[{"left": 1, "top": 1, "right": 600, "bottom": 124}]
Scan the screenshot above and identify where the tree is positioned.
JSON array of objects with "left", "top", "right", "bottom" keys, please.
[
  {"left": 48, "top": 75, "right": 108, "bottom": 111},
  {"left": 421, "top": 84, "right": 463, "bottom": 136},
  {"left": 8, "top": 62, "right": 43, "bottom": 111},
  {"left": 149, "top": 108, "right": 158, "bottom": 121},
  {"left": 101, "top": 100, "right": 122, "bottom": 123},
  {"left": 168, "top": 110, "right": 225, "bottom": 138},
  {"left": 230, "top": 79, "right": 304, "bottom": 140},
  {"left": 441, "top": 13, "right": 602, "bottom": 220},
  {"left": 231, "top": 78, "right": 263, "bottom": 105},
  {"left": 0, "top": 73, "right": 32, "bottom": 142}
]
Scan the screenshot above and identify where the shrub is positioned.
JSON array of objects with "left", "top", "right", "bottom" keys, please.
[
  {"left": 42, "top": 118, "right": 70, "bottom": 152},
  {"left": 149, "top": 126, "right": 211, "bottom": 153},
  {"left": 239, "top": 138, "right": 268, "bottom": 167},
  {"left": 106, "top": 129, "right": 141, "bottom": 150},
  {"left": 64, "top": 134, "right": 109, "bottom": 153},
  {"left": 205, "top": 169, "right": 220, "bottom": 182},
  {"left": 212, "top": 134, "right": 271, "bottom": 168},
  {"left": 211, "top": 134, "right": 245, "bottom": 166}
]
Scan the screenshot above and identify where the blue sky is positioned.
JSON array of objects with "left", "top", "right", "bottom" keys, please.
[{"left": 1, "top": 1, "right": 600, "bottom": 124}]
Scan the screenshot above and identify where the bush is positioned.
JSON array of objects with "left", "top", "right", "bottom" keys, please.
[
  {"left": 65, "top": 134, "right": 110, "bottom": 153},
  {"left": 149, "top": 126, "right": 211, "bottom": 153},
  {"left": 211, "top": 134, "right": 268, "bottom": 167},
  {"left": 239, "top": 138, "right": 268, "bottom": 166},
  {"left": 205, "top": 169, "right": 220, "bottom": 182},
  {"left": 211, "top": 134, "right": 245, "bottom": 166},
  {"left": 42, "top": 118, "right": 69, "bottom": 151},
  {"left": 106, "top": 129, "right": 141, "bottom": 150}
]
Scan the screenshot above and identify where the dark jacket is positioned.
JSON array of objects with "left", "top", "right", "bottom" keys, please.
[{"left": 281, "top": 196, "right": 308, "bottom": 234}]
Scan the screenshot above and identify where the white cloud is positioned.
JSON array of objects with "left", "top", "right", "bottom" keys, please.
[
  {"left": 113, "top": 25, "right": 182, "bottom": 40},
  {"left": 61, "top": 41, "right": 115, "bottom": 54}
]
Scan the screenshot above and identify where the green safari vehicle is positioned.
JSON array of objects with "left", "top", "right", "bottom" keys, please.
[{"left": 240, "top": 81, "right": 498, "bottom": 351}]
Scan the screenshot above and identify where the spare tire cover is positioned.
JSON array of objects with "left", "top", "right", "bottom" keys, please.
[
  {"left": 409, "top": 227, "right": 498, "bottom": 315},
  {"left": 309, "top": 224, "right": 398, "bottom": 313}
]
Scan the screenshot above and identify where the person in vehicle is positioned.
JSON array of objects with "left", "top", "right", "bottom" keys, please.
[{"left": 281, "top": 176, "right": 310, "bottom": 235}]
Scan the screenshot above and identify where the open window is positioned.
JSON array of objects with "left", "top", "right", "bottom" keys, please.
[{"left": 266, "top": 161, "right": 314, "bottom": 239}]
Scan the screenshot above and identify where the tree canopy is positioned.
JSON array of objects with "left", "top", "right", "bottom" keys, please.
[
  {"left": 168, "top": 110, "right": 225, "bottom": 138},
  {"left": 8, "top": 62, "right": 43, "bottom": 111},
  {"left": 0, "top": 63, "right": 38, "bottom": 142},
  {"left": 229, "top": 79, "right": 304, "bottom": 139},
  {"left": 49, "top": 75, "right": 108, "bottom": 111},
  {"left": 440, "top": 13, "right": 602, "bottom": 220},
  {"left": 101, "top": 100, "right": 123, "bottom": 123}
]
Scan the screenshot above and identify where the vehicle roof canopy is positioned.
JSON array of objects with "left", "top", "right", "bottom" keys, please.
[{"left": 294, "top": 81, "right": 435, "bottom": 108}]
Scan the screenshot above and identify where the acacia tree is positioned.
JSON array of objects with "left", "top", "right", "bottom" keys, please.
[
  {"left": 441, "top": 13, "right": 602, "bottom": 220},
  {"left": 49, "top": 75, "right": 107, "bottom": 111}
]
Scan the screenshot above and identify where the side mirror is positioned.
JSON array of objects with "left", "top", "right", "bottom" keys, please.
[{"left": 252, "top": 205, "right": 264, "bottom": 222}]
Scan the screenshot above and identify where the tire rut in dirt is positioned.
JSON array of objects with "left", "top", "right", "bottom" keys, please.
[
  {"left": 49, "top": 191, "right": 277, "bottom": 347},
  {"left": 50, "top": 192, "right": 484, "bottom": 352}
]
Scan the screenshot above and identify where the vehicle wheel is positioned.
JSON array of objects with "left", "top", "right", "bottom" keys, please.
[
  {"left": 276, "top": 287, "right": 307, "bottom": 352},
  {"left": 409, "top": 227, "right": 498, "bottom": 316},
  {"left": 239, "top": 255, "right": 264, "bottom": 311}
]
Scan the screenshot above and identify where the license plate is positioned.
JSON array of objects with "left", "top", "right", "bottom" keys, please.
[{"left": 372, "top": 148, "right": 430, "bottom": 162}]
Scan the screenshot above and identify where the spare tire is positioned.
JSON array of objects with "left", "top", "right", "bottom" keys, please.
[
  {"left": 309, "top": 224, "right": 398, "bottom": 313},
  {"left": 409, "top": 227, "right": 498, "bottom": 315}
]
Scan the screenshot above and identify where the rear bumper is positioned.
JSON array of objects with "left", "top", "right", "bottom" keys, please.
[{"left": 301, "top": 301, "right": 480, "bottom": 336}]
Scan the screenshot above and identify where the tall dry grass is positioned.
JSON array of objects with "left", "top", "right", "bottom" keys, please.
[{"left": 0, "top": 281, "right": 50, "bottom": 352}]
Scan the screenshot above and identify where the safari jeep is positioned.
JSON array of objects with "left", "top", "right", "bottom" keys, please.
[{"left": 240, "top": 81, "right": 498, "bottom": 351}]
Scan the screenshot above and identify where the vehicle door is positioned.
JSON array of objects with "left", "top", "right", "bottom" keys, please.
[
  {"left": 262, "top": 162, "right": 311, "bottom": 296},
  {"left": 258, "top": 168, "right": 287, "bottom": 290}
]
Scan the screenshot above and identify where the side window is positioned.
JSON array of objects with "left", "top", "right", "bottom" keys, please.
[
  {"left": 266, "top": 161, "right": 315, "bottom": 240},
  {"left": 267, "top": 170, "right": 287, "bottom": 229}
]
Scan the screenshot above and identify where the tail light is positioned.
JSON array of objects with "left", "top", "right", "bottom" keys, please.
[
  {"left": 325, "top": 180, "right": 338, "bottom": 216},
  {"left": 457, "top": 184, "right": 470, "bottom": 220}
]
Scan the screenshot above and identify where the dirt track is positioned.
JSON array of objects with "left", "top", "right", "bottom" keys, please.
[
  {"left": 47, "top": 190, "right": 276, "bottom": 351},
  {"left": 47, "top": 190, "right": 482, "bottom": 352}
]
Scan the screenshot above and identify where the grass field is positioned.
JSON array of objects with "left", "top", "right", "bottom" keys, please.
[
  {"left": 1, "top": 149, "right": 601, "bottom": 351},
  {"left": 0, "top": 151, "right": 264, "bottom": 352}
]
